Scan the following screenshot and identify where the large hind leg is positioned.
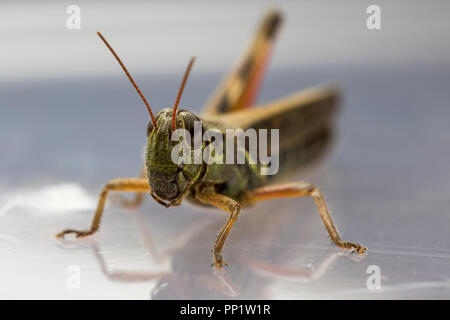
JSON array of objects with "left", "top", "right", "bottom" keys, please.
[
  {"left": 246, "top": 181, "right": 367, "bottom": 254},
  {"left": 202, "top": 9, "right": 283, "bottom": 116}
]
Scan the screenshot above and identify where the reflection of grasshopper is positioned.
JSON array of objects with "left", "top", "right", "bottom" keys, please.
[
  {"left": 92, "top": 205, "right": 357, "bottom": 299},
  {"left": 57, "top": 9, "right": 366, "bottom": 268}
]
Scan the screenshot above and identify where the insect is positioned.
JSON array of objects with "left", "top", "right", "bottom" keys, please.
[{"left": 57, "top": 9, "right": 366, "bottom": 268}]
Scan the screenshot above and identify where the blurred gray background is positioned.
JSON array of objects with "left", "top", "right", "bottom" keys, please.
[{"left": 1, "top": 0, "right": 450, "bottom": 299}]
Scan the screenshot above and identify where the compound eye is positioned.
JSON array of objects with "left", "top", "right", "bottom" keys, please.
[
  {"left": 146, "top": 121, "right": 154, "bottom": 136},
  {"left": 180, "top": 111, "right": 200, "bottom": 134}
]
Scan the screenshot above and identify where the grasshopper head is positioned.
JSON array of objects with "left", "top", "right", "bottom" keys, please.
[
  {"left": 146, "top": 108, "right": 204, "bottom": 206},
  {"left": 95, "top": 32, "right": 199, "bottom": 206}
]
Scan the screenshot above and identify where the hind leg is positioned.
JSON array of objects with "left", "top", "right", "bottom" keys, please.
[{"left": 246, "top": 181, "right": 366, "bottom": 254}]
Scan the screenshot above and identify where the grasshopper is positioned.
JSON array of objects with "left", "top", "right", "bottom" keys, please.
[{"left": 57, "top": 9, "right": 366, "bottom": 268}]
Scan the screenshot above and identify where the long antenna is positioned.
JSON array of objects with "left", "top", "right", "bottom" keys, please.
[
  {"left": 97, "top": 32, "right": 158, "bottom": 128},
  {"left": 172, "top": 57, "right": 196, "bottom": 130}
]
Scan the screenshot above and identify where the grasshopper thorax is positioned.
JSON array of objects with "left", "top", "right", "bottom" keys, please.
[{"left": 146, "top": 108, "right": 205, "bottom": 207}]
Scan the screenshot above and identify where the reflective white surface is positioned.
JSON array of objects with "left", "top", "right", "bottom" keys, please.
[{"left": 1, "top": 1, "right": 450, "bottom": 299}]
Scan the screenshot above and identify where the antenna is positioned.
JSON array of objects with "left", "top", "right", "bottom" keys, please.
[
  {"left": 97, "top": 32, "right": 158, "bottom": 128},
  {"left": 172, "top": 57, "right": 196, "bottom": 130}
]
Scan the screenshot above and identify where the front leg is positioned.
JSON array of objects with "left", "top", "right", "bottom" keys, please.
[
  {"left": 195, "top": 186, "right": 240, "bottom": 269},
  {"left": 56, "top": 178, "right": 150, "bottom": 239},
  {"left": 110, "top": 165, "right": 148, "bottom": 209},
  {"left": 246, "top": 181, "right": 367, "bottom": 255}
]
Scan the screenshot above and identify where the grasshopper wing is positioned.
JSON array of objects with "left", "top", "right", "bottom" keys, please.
[
  {"left": 203, "top": 86, "right": 340, "bottom": 178},
  {"left": 202, "top": 9, "right": 283, "bottom": 116}
]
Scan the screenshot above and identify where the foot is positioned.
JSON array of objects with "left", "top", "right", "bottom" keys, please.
[
  {"left": 56, "top": 229, "right": 95, "bottom": 239},
  {"left": 212, "top": 254, "right": 228, "bottom": 269},
  {"left": 336, "top": 240, "right": 367, "bottom": 255}
]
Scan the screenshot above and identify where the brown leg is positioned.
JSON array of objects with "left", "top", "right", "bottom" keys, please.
[
  {"left": 195, "top": 187, "right": 240, "bottom": 268},
  {"left": 56, "top": 178, "right": 150, "bottom": 238},
  {"left": 246, "top": 181, "right": 367, "bottom": 254},
  {"left": 110, "top": 166, "right": 147, "bottom": 209}
]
